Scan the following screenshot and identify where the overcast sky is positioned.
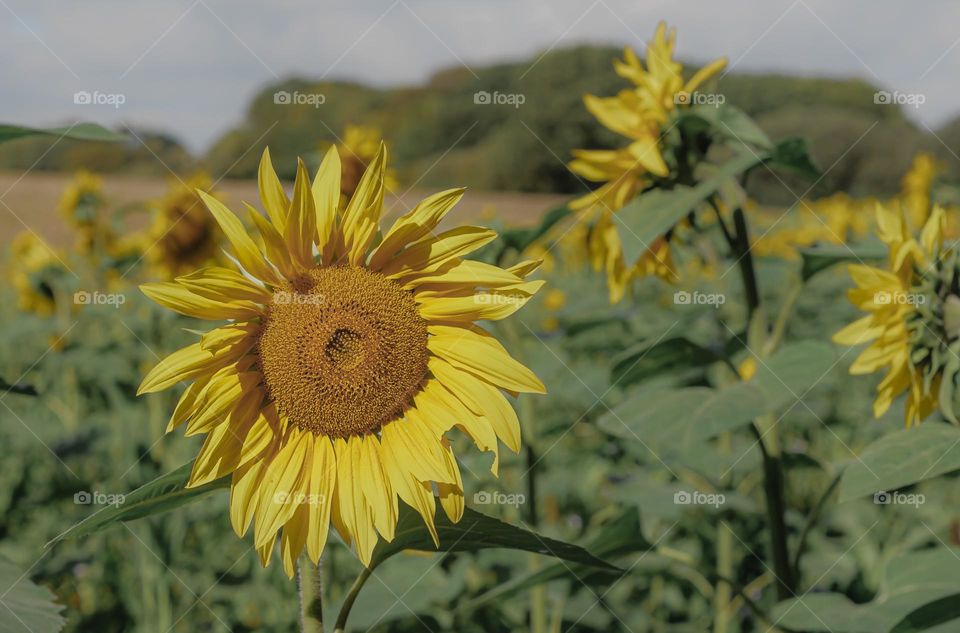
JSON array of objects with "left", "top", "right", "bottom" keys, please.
[{"left": 3, "top": 0, "right": 958, "bottom": 152}]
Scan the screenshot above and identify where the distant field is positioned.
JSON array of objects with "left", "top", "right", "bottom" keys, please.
[{"left": 0, "top": 171, "right": 568, "bottom": 249}]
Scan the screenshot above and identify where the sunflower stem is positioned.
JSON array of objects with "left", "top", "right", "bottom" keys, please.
[
  {"left": 298, "top": 555, "right": 325, "bottom": 633},
  {"left": 333, "top": 565, "right": 374, "bottom": 633}
]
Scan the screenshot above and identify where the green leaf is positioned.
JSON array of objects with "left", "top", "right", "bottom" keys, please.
[
  {"left": 0, "top": 122, "right": 126, "bottom": 144},
  {"left": 611, "top": 336, "right": 723, "bottom": 386},
  {"left": 0, "top": 377, "right": 38, "bottom": 396},
  {"left": 773, "top": 548, "right": 960, "bottom": 632},
  {"left": 617, "top": 149, "right": 764, "bottom": 264},
  {"left": 680, "top": 103, "right": 774, "bottom": 151},
  {"left": 799, "top": 240, "right": 886, "bottom": 281},
  {"left": 457, "top": 508, "right": 647, "bottom": 612},
  {"left": 369, "top": 506, "right": 621, "bottom": 571},
  {"left": 0, "top": 555, "right": 65, "bottom": 633},
  {"left": 889, "top": 593, "right": 960, "bottom": 633},
  {"left": 47, "top": 463, "right": 228, "bottom": 546},
  {"left": 765, "top": 136, "right": 821, "bottom": 182},
  {"left": 600, "top": 341, "right": 835, "bottom": 444},
  {"left": 838, "top": 423, "right": 960, "bottom": 502}
]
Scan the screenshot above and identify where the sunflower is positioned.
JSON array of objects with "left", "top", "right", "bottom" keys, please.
[
  {"left": 333, "top": 125, "right": 400, "bottom": 199},
  {"left": 138, "top": 144, "right": 545, "bottom": 576},
  {"left": 144, "top": 174, "right": 223, "bottom": 278},
  {"left": 568, "top": 22, "right": 726, "bottom": 302},
  {"left": 900, "top": 153, "right": 938, "bottom": 229},
  {"left": 8, "top": 232, "right": 68, "bottom": 316},
  {"left": 58, "top": 170, "right": 107, "bottom": 256},
  {"left": 833, "top": 202, "right": 946, "bottom": 426}
]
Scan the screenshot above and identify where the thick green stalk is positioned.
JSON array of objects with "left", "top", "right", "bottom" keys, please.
[
  {"left": 299, "top": 556, "right": 325, "bottom": 633},
  {"left": 334, "top": 566, "right": 374, "bottom": 633}
]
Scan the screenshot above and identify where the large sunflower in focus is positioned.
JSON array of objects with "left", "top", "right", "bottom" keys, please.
[
  {"left": 569, "top": 22, "right": 726, "bottom": 302},
  {"left": 833, "top": 202, "right": 946, "bottom": 426},
  {"left": 145, "top": 174, "right": 222, "bottom": 278},
  {"left": 138, "top": 145, "right": 545, "bottom": 576}
]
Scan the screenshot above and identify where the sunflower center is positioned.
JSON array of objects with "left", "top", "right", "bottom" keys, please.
[{"left": 257, "top": 266, "right": 429, "bottom": 438}]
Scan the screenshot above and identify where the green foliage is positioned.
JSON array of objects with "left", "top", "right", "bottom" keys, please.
[{"left": 0, "top": 555, "right": 65, "bottom": 633}]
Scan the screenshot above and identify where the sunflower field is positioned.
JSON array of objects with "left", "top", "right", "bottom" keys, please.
[{"left": 4, "top": 20, "right": 960, "bottom": 633}]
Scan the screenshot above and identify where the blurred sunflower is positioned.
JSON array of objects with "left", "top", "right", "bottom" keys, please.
[
  {"left": 144, "top": 174, "right": 223, "bottom": 278},
  {"left": 58, "top": 170, "right": 107, "bottom": 255},
  {"left": 900, "top": 153, "right": 938, "bottom": 228},
  {"left": 833, "top": 202, "right": 948, "bottom": 426},
  {"left": 568, "top": 22, "right": 726, "bottom": 302},
  {"left": 8, "top": 232, "right": 68, "bottom": 316},
  {"left": 138, "top": 144, "right": 545, "bottom": 576},
  {"left": 752, "top": 194, "right": 875, "bottom": 260},
  {"left": 332, "top": 125, "right": 399, "bottom": 199}
]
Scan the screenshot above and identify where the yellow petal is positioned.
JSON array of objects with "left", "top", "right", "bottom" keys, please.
[
  {"left": 138, "top": 340, "right": 247, "bottom": 395},
  {"left": 141, "top": 282, "right": 262, "bottom": 321},
  {"left": 185, "top": 369, "right": 261, "bottom": 437},
  {"left": 416, "top": 280, "right": 545, "bottom": 322},
  {"left": 369, "top": 188, "right": 466, "bottom": 270},
  {"left": 427, "top": 324, "right": 545, "bottom": 394},
  {"left": 383, "top": 449, "right": 438, "bottom": 547},
  {"left": 437, "top": 439, "right": 464, "bottom": 523},
  {"left": 167, "top": 375, "right": 210, "bottom": 433},
  {"left": 254, "top": 429, "right": 313, "bottom": 548},
  {"left": 284, "top": 158, "right": 317, "bottom": 269},
  {"left": 246, "top": 203, "right": 295, "bottom": 279},
  {"left": 336, "top": 437, "right": 378, "bottom": 566},
  {"left": 382, "top": 227, "right": 497, "bottom": 279},
  {"left": 306, "top": 434, "right": 337, "bottom": 563},
  {"left": 401, "top": 259, "right": 523, "bottom": 290},
  {"left": 187, "top": 390, "right": 261, "bottom": 487},
  {"left": 340, "top": 143, "right": 386, "bottom": 266},
  {"left": 198, "top": 190, "right": 281, "bottom": 285},
  {"left": 357, "top": 434, "right": 398, "bottom": 542},
  {"left": 230, "top": 457, "right": 269, "bottom": 537},
  {"left": 280, "top": 502, "right": 310, "bottom": 579},
  {"left": 175, "top": 267, "right": 272, "bottom": 304},
  {"left": 313, "top": 146, "right": 341, "bottom": 260},
  {"left": 258, "top": 147, "right": 289, "bottom": 232},
  {"left": 380, "top": 413, "right": 456, "bottom": 484}
]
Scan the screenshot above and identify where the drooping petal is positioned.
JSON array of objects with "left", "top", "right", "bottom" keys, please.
[
  {"left": 305, "top": 434, "right": 337, "bottom": 563},
  {"left": 253, "top": 428, "right": 313, "bottom": 548},
  {"left": 427, "top": 324, "right": 546, "bottom": 394}
]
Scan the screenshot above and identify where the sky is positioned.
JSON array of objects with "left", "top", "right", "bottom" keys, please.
[{"left": 3, "top": 0, "right": 959, "bottom": 153}]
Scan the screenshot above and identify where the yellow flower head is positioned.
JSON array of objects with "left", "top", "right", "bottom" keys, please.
[
  {"left": 138, "top": 144, "right": 545, "bottom": 576},
  {"left": 568, "top": 22, "right": 726, "bottom": 302},
  {"left": 833, "top": 202, "right": 946, "bottom": 426},
  {"left": 145, "top": 173, "right": 223, "bottom": 278},
  {"left": 8, "top": 232, "right": 67, "bottom": 317},
  {"left": 58, "top": 170, "right": 108, "bottom": 255}
]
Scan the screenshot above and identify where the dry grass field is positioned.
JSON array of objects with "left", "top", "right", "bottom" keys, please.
[{"left": 0, "top": 171, "right": 567, "bottom": 250}]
